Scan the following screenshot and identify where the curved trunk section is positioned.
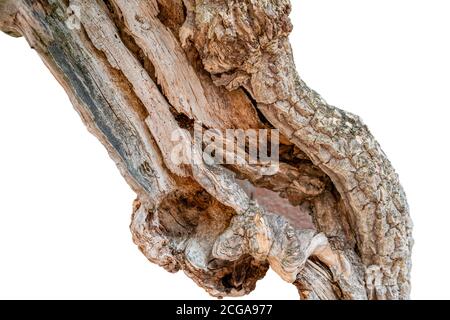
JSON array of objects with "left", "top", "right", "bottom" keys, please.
[{"left": 0, "top": 0, "right": 412, "bottom": 299}]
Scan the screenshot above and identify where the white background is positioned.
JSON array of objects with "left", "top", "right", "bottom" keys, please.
[{"left": 0, "top": 0, "right": 449, "bottom": 299}]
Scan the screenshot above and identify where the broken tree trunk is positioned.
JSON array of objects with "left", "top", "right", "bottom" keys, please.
[{"left": 0, "top": 0, "right": 413, "bottom": 299}]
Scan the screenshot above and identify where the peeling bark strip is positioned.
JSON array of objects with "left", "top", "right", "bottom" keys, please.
[{"left": 0, "top": 0, "right": 412, "bottom": 299}]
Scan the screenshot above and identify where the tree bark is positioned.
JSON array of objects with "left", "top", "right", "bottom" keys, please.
[{"left": 0, "top": 0, "right": 413, "bottom": 299}]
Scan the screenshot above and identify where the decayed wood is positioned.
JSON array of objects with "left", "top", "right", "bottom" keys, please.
[{"left": 0, "top": 0, "right": 412, "bottom": 299}]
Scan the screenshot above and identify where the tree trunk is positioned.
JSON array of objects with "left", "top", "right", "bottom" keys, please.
[{"left": 0, "top": 0, "right": 413, "bottom": 299}]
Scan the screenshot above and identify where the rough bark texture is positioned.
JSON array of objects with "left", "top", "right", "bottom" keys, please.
[{"left": 0, "top": 0, "right": 413, "bottom": 299}]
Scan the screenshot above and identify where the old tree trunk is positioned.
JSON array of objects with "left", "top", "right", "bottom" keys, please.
[{"left": 0, "top": 0, "right": 413, "bottom": 299}]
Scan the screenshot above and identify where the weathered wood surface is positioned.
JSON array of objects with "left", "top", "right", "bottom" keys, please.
[{"left": 0, "top": 0, "right": 412, "bottom": 299}]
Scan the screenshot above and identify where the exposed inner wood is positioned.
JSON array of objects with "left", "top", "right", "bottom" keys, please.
[{"left": 0, "top": 0, "right": 412, "bottom": 299}]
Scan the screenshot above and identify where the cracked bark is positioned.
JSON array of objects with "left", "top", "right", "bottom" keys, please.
[{"left": 0, "top": 0, "right": 413, "bottom": 299}]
